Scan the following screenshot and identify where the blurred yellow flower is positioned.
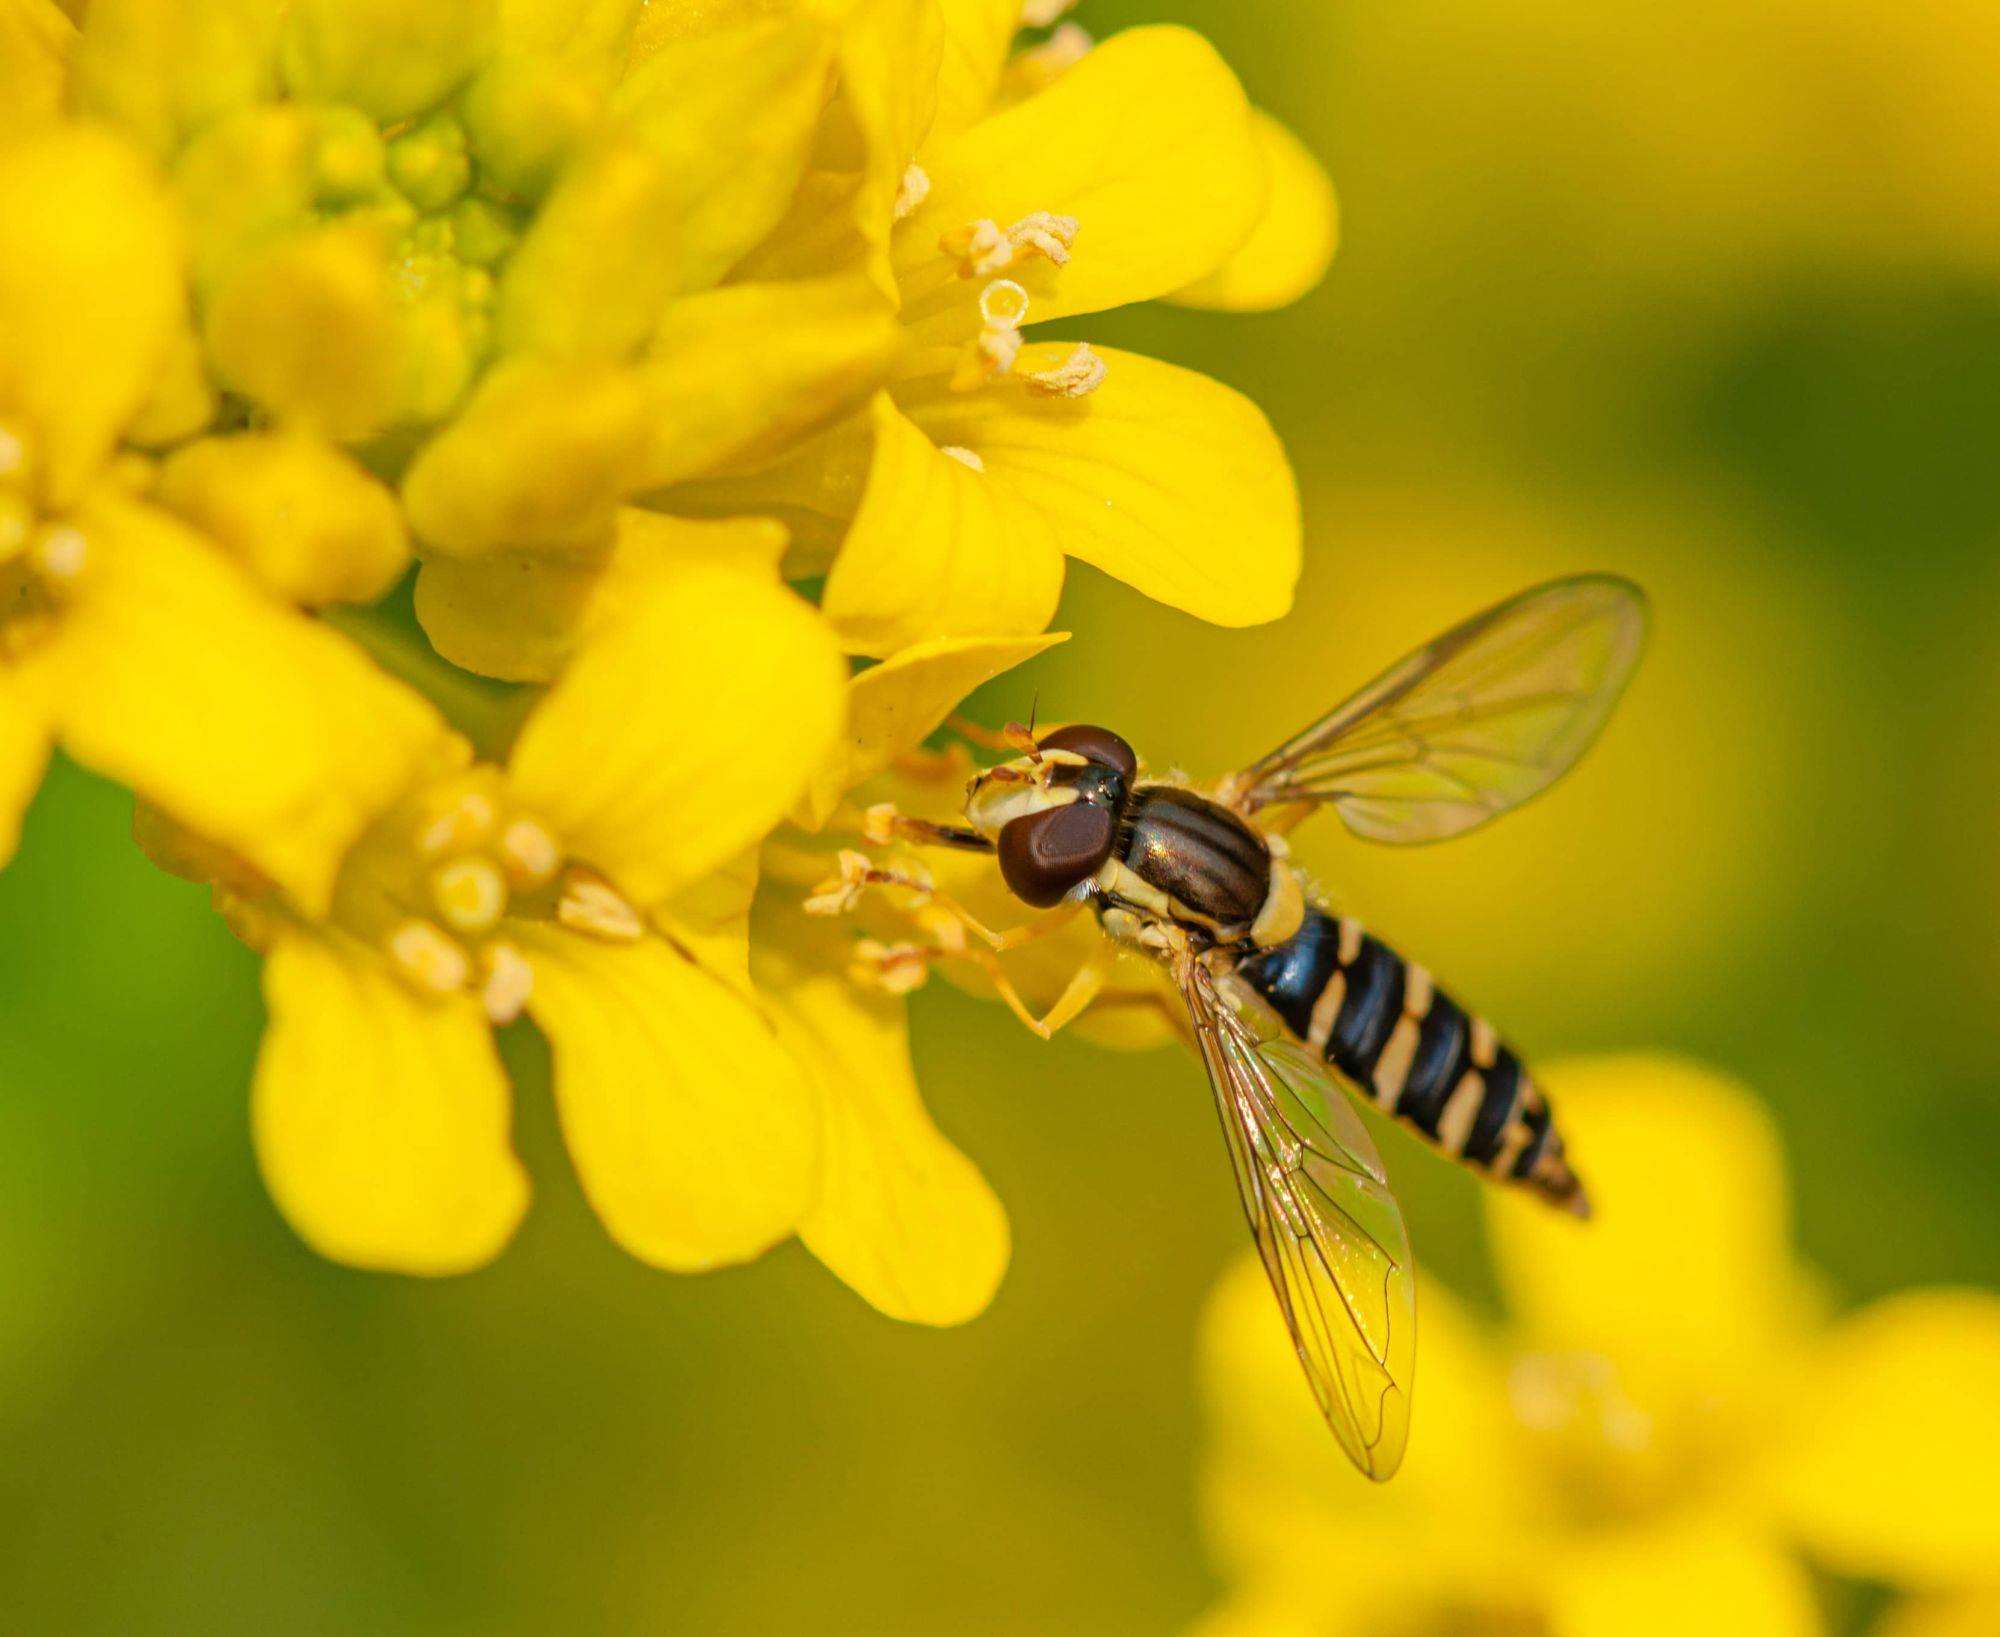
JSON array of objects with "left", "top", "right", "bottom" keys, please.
[
  {"left": 1194, "top": 1057, "right": 2000, "bottom": 1637},
  {"left": 0, "top": 125, "right": 438, "bottom": 901},
  {"left": 676, "top": 9, "right": 1330, "bottom": 655},
  {"left": 148, "top": 513, "right": 845, "bottom": 1275}
]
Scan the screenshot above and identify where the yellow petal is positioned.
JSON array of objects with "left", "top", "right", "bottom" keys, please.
[
  {"left": 70, "top": 0, "right": 278, "bottom": 157},
  {"left": 652, "top": 848, "right": 761, "bottom": 998},
  {"left": 616, "top": 12, "right": 835, "bottom": 292},
  {"left": 1875, "top": 1594, "right": 2000, "bottom": 1637},
  {"left": 641, "top": 273, "right": 904, "bottom": 490},
  {"left": 507, "top": 538, "right": 845, "bottom": 902},
  {"left": 1486, "top": 1057, "right": 1808, "bottom": 1402},
  {"left": 0, "top": 126, "right": 183, "bottom": 507},
  {"left": 156, "top": 432, "right": 409, "bottom": 606},
  {"left": 894, "top": 26, "right": 1263, "bottom": 341},
  {"left": 279, "top": 0, "right": 494, "bottom": 125},
  {"left": 0, "top": 663, "right": 53, "bottom": 869},
  {"left": 254, "top": 928, "right": 529, "bottom": 1275},
  {"left": 496, "top": 131, "right": 679, "bottom": 361},
  {"left": 799, "top": 631, "right": 1065, "bottom": 827},
  {"left": 1765, "top": 1289, "right": 2000, "bottom": 1586},
  {"left": 494, "top": 0, "right": 636, "bottom": 90},
  {"left": 204, "top": 219, "right": 401, "bottom": 441},
  {"left": 897, "top": 345, "right": 1300, "bottom": 628},
  {"left": 513, "top": 925, "right": 817, "bottom": 1270},
  {"left": 759, "top": 918, "right": 1009, "bottom": 1324},
  {"left": 47, "top": 493, "right": 451, "bottom": 916},
  {"left": 412, "top": 549, "right": 607, "bottom": 683},
  {"left": 1171, "top": 110, "right": 1338, "bottom": 312},
  {"left": 0, "top": 0, "right": 75, "bottom": 138},
  {"left": 1545, "top": 1519, "right": 1821, "bottom": 1637},
  {"left": 401, "top": 358, "right": 657, "bottom": 557},
  {"left": 931, "top": 0, "right": 1017, "bottom": 138},
  {"left": 821, "top": 393, "right": 1066, "bottom": 657}
]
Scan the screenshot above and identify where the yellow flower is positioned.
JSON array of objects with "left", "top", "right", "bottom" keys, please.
[
  {"left": 153, "top": 513, "right": 846, "bottom": 1274},
  {"left": 0, "top": 125, "right": 439, "bottom": 901},
  {"left": 1193, "top": 1057, "right": 2000, "bottom": 1637},
  {"left": 667, "top": 4, "right": 1335, "bottom": 655}
]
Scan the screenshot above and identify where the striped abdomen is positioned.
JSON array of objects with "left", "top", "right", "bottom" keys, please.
[{"left": 1234, "top": 908, "right": 1588, "bottom": 1214}]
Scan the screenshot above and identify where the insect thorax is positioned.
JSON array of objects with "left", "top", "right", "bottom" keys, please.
[{"left": 1103, "top": 786, "right": 1274, "bottom": 937}]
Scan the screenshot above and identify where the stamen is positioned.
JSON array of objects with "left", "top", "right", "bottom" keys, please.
[
  {"left": 417, "top": 789, "right": 497, "bottom": 857},
  {"left": 31, "top": 523, "right": 88, "bottom": 582},
  {"left": 951, "top": 278, "right": 1031, "bottom": 392},
  {"left": 893, "top": 162, "right": 931, "bottom": 222},
  {"left": 1010, "top": 22, "right": 1093, "bottom": 90},
  {"left": 496, "top": 815, "right": 562, "bottom": 890},
  {"left": 1024, "top": 342, "right": 1107, "bottom": 399},
  {"left": 940, "top": 211, "right": 1079, "bottom": 278},
  {"left": 555, "top": 866, "right": 645, "bottom": 942},
  {"left": 385, "top": 918, "right": 472, "bottom": 995},
  {"left": 940, "top": 445, "right": 985, "bottom": 472},
  {"left": 479, "top": 939, "right": 534, "bottom": 1025},
  {"left": 803, "top": 849, "right": 876, "bottom": 917},
  {"left": 1021, "top": 0, "right": 1078, "bottom": 24},
  {"left": 851, "top": 938, "right": 931, "bottom": 995},
  {"left": 431, "top": 856, "right": 507, "bottom": 935}
]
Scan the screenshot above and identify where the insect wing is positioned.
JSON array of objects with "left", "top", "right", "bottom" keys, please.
[
  {"left": 1181, "top": 963, "right": 1417, "bottom": 1480},
  {"left": 1232, "top": 574, "right": 1647, "bottom": 843}
]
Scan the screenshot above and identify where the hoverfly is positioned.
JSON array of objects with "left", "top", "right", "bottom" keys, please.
[{"left": 846, "top": 575, "right": 1647, "bottom": 1481}]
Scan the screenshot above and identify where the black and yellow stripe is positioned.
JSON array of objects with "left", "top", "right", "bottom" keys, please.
[{"left": 1234, "top": 908, "right": 1587, "bottom": 1214}]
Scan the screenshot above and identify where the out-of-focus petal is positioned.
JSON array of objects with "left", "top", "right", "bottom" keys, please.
[
  {"left": 254, "top": 928, "right": 529, "bottom": 1275},
  {"left": 894, "top": 27, "right": 1263, "bottom": 339},
  {"left": 0, "top": 0, "right": 75, "bottom": 137},
  {"left": 641, "top": 274, "right": 903, "bottom": 490},
  {"left": 930, "top": 0, "right": 1016, "bottom": 138},
  {"left": 0, "top": 126, "right": 182, "bottom": 506},
  {"left": 1171, "top": 110, "right": 1338, "bottom": 312},
  {"left": 897, "top": 345, "right": 1300, "bottom": 629},
  {"left": 798, "top": 632, "right": 1066, "bottom": 827},
  {"left": 412, "top": 549, "right": 606, "bottom": 682},
  {"left": 507, "top": 534, "right": 845, "bottom": 903},
  {"left": 204, "top": 219, "right": 401, "bottom": 441},
  {"left": 759, "top": 919, "right": 1009, "bottom": 1325},
  {"left": 820, "top": 393, "right": 1066, "bottom": 657},
  {"left": 278, "top": 0, "right": 493, "bottom": 125},
  {"left": 495, "top": 131, "right": 678, "bottom": 360},
  {"left": 515, "top": 925, "right": 818, "bottom": 1270},
  {"left": 401, "top": 357, "right": 657, "bottom": 556},
  {"left": 156, "top": 432, "right": 409, "bottom": 606},
  {"left": 1199, "top": 1256, "right": 1542, "bottom": 1603},
  {"left": 1486, "top": 1056, "right": 1808, "bottom": 1405},
  {"left": 1874, "top": 1593, "right": 2000, "bottom": 1637},
  {"left": 616, "top": 12, "right": 835, "bottom": 292},
  {"left": 0, "top": 664, "right": 53, "bottom": 869},
  {"left": 1765, "top": 1289, "right": 2000, "bottom": 1586},
  {"left": 48, "top": 493, "right": 451, "bottom": 916},
  {"left": 70, "top": 0, "right": 277, "bottom": 156},
  {"left": 652, "top": 848, "right": 760, "bottom": 998},
  {"left": 1545, "top": 1519, "right": 1822, "bottom": 1637},
  {"left": 494, "top": 0, "right": 636, "bottom": 89}
]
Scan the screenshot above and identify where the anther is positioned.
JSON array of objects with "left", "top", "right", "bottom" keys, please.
[
  {"left": 496, "top": 815, "right": 562, "bottom": 890},
  {"left": 431, "top": 856, "right": 508, "bottom": 935},
  {"left": 479, "top": 940, "right": 534, "bottom": 1025},
  {"left": 417, "top": 789, "right": 497, "bottom": 857},
  {"left": 1021, "top": 0, "right": 1078, "bottom": 24},
  {"left": 1010, "top": 22, "right": 1093, "bottom": 90},
  {"left": 940, "top": 445, "right": 986, "bottom": 471},
  {"left": 951, "top": 278, "right": 1031, "bottom": 392},
  {"left": 1024, "top": 342, "right": 1107, "bottom": 399},
  {"left": 31, "top": 523, "right": 88, "bottom": 582},
  {"left": 0, "top": 424, "right": 28, "bottom": 479},
  {"left": 894, "top": 162, "right": 931, "bottom": 222},
  {"left": 804, "top": 849, "right": 876, "bottom": 917},
  {"left": 852, "top": 938, "right": 931, "bottom": 996},
  {"left": 385, "top": 918, "right": 472, "bottom": 995},
  {"left": 555, "top": 866, "right": 645, "bottom": 942},
  {"left": 941, "top": 212, "right": 1078, "bottom": 278}
]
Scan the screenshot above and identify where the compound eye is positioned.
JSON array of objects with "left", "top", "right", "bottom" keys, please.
[
  {"left": 1038, "top": 723, "right": 1137, "bottom": 781},
  {"left": 997, "top": 802, "right": 1116, "bottom": 907}
]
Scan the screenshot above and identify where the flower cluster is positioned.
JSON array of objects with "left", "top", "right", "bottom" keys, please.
[
  {"left": 1, "top": 0, "right": 1332, "bottom": 1311},
  {"left": 1194, "top": 1058, "right": 2000, "bottom": 1637}
]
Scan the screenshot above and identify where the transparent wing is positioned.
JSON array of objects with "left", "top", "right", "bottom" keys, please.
[
  {"left": 1179, "top": 960, "right": 1417, "bottom": 1480},
  {"left": 1232, "top": 574, "right": 1648, "bottom": 844}
]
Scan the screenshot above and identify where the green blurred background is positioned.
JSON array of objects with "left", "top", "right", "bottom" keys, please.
[{"left": 5, "top": 0, "right": 1998, "bottom": 1629}]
